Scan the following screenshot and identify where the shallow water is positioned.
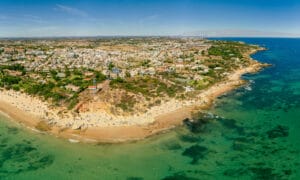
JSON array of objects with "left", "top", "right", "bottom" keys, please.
[{"left": 0, "top": 38, "right": 300, "bottom": 179}]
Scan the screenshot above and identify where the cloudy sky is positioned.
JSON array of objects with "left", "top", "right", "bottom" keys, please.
[{"left": 0, "top": 0, "right": 299, "bottom": 37}]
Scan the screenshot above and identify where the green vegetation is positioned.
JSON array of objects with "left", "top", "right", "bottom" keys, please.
[
  {"left": 188, "top": 80, "right": 208, "bottom": 90},
  {"left": 1, "top": 75, "right": 22, "bottom": 86},
  {"left": 68, "top": 93, "right": 79, "bottom": 110},
  {"left": 0, "top": 64, "right": 106, "bottom": 108},
  {"left": 201, "top": 40, "right": 255, "bottom": 84},
  {"left": 141, "top": 59, "right": 150, "bottom": 67},
  {"left": 116, "top": 93, "right": 136, "bottom": 112},
  {"left": 208, "top": 41, "right": 245, "bottom": 60},
  {"left": 110, "top": 76, "right": 184, "bottom": 98},
  {"left": 0, "top": 48, "right": 4, "bottom": 55},
  {"left": 108, "top": 62, "right": 115, "bottom": 71}
]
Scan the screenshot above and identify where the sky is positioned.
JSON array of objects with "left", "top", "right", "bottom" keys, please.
[{"left": 0, "top": 0, "right": 299, "bottom": 37}]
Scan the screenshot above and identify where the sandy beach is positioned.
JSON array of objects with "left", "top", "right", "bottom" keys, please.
[{"left": 0, "top": 58, "right": 268, "bottom": 143}]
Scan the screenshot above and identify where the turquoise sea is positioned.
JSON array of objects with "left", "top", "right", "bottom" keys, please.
[{"left": 0, "top": 38, "right": 300, "bottom": 179}]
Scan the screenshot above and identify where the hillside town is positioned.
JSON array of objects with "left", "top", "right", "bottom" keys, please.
[
  {"left": 0, "top": 38, "right": 266, "bottom": 130},
  {"left": 0, "top": 38, "right": 212, "bottom": 78}
]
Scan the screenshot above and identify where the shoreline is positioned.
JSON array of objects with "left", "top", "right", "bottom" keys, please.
[{"left": 0, "top": 53, "right": 269, "bottom": 143}]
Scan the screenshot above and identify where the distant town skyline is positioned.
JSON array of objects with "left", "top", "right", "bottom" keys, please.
[{"left": 0, "top": 0, "right": 300, "bottom": 37}]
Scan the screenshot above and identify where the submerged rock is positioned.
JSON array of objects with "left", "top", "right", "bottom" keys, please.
[
  {"left": 162, "top": 172, "right": 198, "bottom": 180},
  {"left": 182, "top": 145, "right": 208, "bottom": 164},
  {"left": 183, "top": 114, "right": 211, "bottom": 134},
  {"left": 223, "top": 168, "right": 248, "bottom": 177},
  {"left": 164, "top": 142, "right": 182, "bottom": 151},
  {"left": 126, "top": 177, "right": 144, "bottom": 180},
  {"left": 0, "top": 142, "right": 54, "bottom": 175},
  {"left": 249, "top": 167, "right": 282, "bottom": 179},
  {"left": 266, "top": 125, "right": 289, "bottom": 139},
  {"left": 218, "top": 118, "right": 245, "bottom": 135},
  {"left": 6, "top": 127, "right": 19, "bottom": 135},
  {"left": 232, "top": 141, "right": 248, "bottom": 151},
  {"left": 179, "top": 134, "right": 203, "bottom": 143}
]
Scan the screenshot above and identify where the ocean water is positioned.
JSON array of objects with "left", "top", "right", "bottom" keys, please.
[{"left": 0, "top": 38, "right": 300, "bottom": 180}]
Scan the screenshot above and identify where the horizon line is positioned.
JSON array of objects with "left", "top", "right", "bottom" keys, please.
[{"left": 1, "top": 35, "right": 300, "bottom": 39}]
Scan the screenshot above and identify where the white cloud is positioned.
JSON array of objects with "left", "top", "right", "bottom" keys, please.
[{"left": 55, "top": 4, "right": 88, "bottom": 17}]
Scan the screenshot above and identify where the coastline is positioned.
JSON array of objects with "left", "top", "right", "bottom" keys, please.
[{"left": 0, "top": 50, "right": 269, "bottom": 143}]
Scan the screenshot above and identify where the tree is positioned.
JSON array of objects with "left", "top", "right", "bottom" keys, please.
[{"left": 108, "top": 62, "right": 114, "bottom": 71}]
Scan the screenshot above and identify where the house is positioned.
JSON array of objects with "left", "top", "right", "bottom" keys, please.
[
  {"left": 214, "top": 67, "right": 223, "bottom": 70},
  {"left": 110, "top": 73, "right": 118, "bottom": 79},
  {"left": 138, "top": 69, "right": 146, "bottom": 76},
  {"left": 184, "top": 86, "right": 194, "bottom": 92},
  {"left": 102, "top": 69, "right": 110, "bottom": 76},
  {"left": 84, "top": 72, "right": 94, "bottom": 77},
  {"left": 57, "top": 72, "right": 66, "bottom": 78},
  {"left": 176, "top": 64, "right": 185, "bottom": 71},
  {"left": 66, "top": 84, "right": 80, "bottom": 92},
  {"left": 88, "top": 85, "right": 97, "bottom": 90},
  {"left": 167, "top": 66, "right": 176, "bottom": 73},
  {"left": 146, "top": 67, "right": 156, "bottom": 75},
  {"left": 156, "top": 66, "right": 167, "bottom": 73},
  {"left": 4, "top": 69, "right": 22, "bottom": 76},
  {"left": 129, "top": 69, "right": 138, "bottom": 77}
]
